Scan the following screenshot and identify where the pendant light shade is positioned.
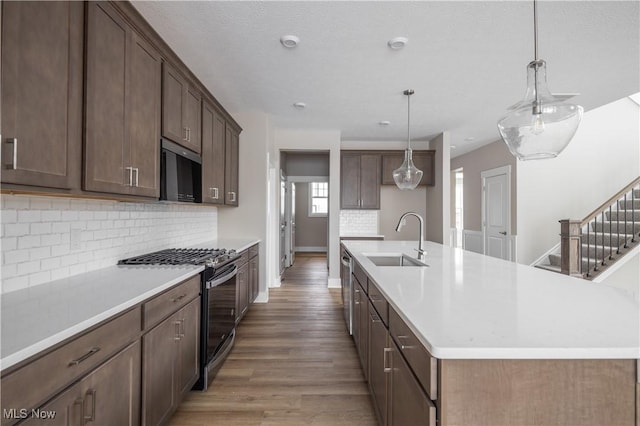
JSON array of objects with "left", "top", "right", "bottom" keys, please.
[
  {"left": 497, "top": 0, "right": 583, "bottom": 161},
  {"left": 393, "top": 89, "right": 423, "bottom": 190}
]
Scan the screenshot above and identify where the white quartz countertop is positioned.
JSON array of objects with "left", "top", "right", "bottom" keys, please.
[
  {"left": 1, "top": 265, "right": 203, "bottom": 371},
  {"left": 342, "top": 240, "right": 640, "bottom": 359}
]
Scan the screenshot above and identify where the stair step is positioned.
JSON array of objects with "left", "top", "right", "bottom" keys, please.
[
  {"left": 580, "top": 243, "right": 619, "bottom": 258},
  {"left": 606, "top": 210, "right": 640, "bottom": 221},
  {"left": 591, "top": 221, "right": 640, "bottom": 234},
  {"left": 618, "top": 199, "right": 640, "bottom": 210},
  {"left": 583, "top": 232, "right": 634, "bottom": 246},
  {"left": 535, "top": 264, "right": 561, "bottom": 273},
  {"left": 635, "top": 188, "right": 640, "bottom": 198}
]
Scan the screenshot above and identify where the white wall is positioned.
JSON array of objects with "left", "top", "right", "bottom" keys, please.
[
  {"left": 596, "top": 248, "right": 640, "bottom": 301},
  {"left": 426, "top": 132, "right": 451, "bottom": 244},
  {"left": 1, "top": 195, "right": 217, "bottom": 293},
  {"left": 273, "top": 128, "right": 342, "bottom": 288},
  {"left": 217, "top": 111, "right": 272, "bottom": 301},
  {"left": 517, "top": 97, "right": 640, "bottom": 264}
]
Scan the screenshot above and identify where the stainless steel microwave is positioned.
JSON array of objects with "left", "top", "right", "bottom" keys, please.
[{"left": 160, "top": 138, "right": 202, "bottom": 203}]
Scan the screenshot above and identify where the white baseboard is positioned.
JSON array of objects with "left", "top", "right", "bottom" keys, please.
[
  {"left": 269, "top": 276, "right": 282, "bottom": 288},
  {"left": 463, "top": 230, "right": 483, "bottom": 254},
  {"left": 295, "top": 246, "right": 327, "bottom": 252},
  {"left": 327, "top": 278, "right": 341, "bottom": 288}
]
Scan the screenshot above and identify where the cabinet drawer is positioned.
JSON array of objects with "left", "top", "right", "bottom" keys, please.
[
  {"left": 143, "top": 275, "right": 200, "bottom": 330},
  {"left": 237, "top": 250, "right": 249, "bottom": 266},
  {"left": 249, "top": 244, "right": 258, "bottom": 258},
  {"left": 389, "top": 307, "right": 438, "bottom": 400},
  {"left": 1, "top": 307, "right": 141, "bottom": 418},
  {"left": 353, "top": 261, "right": 367, "bottom": 294},
  {"left": 368, "top": 282, "right": 388, "bottom": 326}
]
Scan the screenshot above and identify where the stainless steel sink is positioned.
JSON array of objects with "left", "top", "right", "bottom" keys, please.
[{"left": 365, "top": 254, "right": 428, "bottom": 267}]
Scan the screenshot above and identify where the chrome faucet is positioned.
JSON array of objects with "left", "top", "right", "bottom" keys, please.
[{"left": 395, "top": 212, "right": 425, "bottom": 260}]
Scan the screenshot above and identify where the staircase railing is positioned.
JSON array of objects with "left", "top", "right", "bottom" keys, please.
[{"left": 559, "top": 176, "right": 640, "bottom": 279}]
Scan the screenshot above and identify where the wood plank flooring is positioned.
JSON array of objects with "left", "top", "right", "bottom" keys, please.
[{"left": 169, "top": 253, "right": 377, "bottom": 426}]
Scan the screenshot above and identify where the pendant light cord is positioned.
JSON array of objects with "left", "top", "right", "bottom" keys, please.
[
  {"left": 533, "top": 0, "right": 541, "bottom": 114},
  {"left": 407, "top": 91, "right": 411, "bottom": 151}
]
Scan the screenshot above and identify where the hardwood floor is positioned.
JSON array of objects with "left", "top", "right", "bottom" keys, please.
[{"left": 169, "top": 253, "right": 377, "bottom": 426}]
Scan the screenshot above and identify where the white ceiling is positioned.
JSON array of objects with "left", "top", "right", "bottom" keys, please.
[{"left": 132, "top": 1, "right": 639, "bottom": 157}]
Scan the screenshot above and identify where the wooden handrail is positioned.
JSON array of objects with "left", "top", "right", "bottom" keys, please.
[{"left": 581, "top": 176, "right": 640, "bottom": 226}]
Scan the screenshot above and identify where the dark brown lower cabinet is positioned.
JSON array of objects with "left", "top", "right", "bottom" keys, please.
[
  {"left": 368, "top": 300, "right": 389, "bottom": 426},
  {"left": 355, "top": 281, "right": 369, "bottom": 380},
  {"left": 389, "top": 340, "right": 436, "bottom": 426},
  {"left": 249, "top": 252, "right": 259, "bottom": 303},
  {"left": 236, "top": 261, "right": 249, "bottom": 322},
  {"left": 142, "top": 298, "right": 200, "bottom": 426},
  {"left": 22, "top": 341, "right": 141, "bottom": 426}
]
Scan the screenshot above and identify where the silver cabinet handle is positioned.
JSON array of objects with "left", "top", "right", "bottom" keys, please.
[
  {"left": 397, "top": 335, "right": 415, "bottom": 350},
  {"left": 370, "top": 312, "right": 381, "bottom": 323},
  {"left": 228, "top": 191, "right": 237, "bottom": 202},
  {"left": 68, "top": 347, "right": 101, "bottom": 366},
  {"left": 84, "top": 389, "right": 96, "bottom": 423},
  {"left": 186, "top": 127, "right": 191, "bottom": 142},
  {"left": 183, "top": 127, "right": 188, "bottom": 141},
  {"left": 134, "top": 168, "right": 139, "bottom": 187},
  {"left": 174, "top": 320, "right": 182, "bottom": 341},
  {"left": 211, "top": 187, "right": 219, "bottom": 199},
  {"left": 125, "top": 166, "right": 133, "bottom": 186},
  {"left": 383, "top": 347, "right": 392, "bottom": 373},
  {"left": 5, "top": 138, "right": 17, "bottom": 169}
]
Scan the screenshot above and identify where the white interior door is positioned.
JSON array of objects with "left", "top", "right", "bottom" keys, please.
[
  {"left": 280, "top": 177, "right": 286, "bottom": 274},
  {"left": 482, "top": 166, "right": 510, "bottom": 260},
  {"left": 290, "top": 183, "right": 296, "bottom": 266}
]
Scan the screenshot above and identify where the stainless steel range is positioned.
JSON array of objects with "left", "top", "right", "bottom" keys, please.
[{"left": 119, "top": 247, "right": 240, "bottom": 391}]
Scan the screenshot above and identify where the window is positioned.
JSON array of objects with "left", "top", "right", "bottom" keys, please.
[{"left": 309, "top": 182, "right": 328, "bottom": 217}]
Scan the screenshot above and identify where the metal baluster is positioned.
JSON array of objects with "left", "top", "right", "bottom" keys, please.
[
  {"left": 624, "top": 194, "right": 629, "bottom": 248},
  {"left": 608, "top": 206, "right": 614, "bottom": 260},
  {"left": 601, "top": 211, "right": 606, "bottom": 265},
  {"left": 615, "top": 204, "right": 620, "bottom": 254},
  {"left": 632, "top": 187, "right": 637, "bottom": 243},
  {"left": 593, "top": 216, "right": 598, "bottom": 272},
  {"left": 586, "top": 223, "right": 591, "bottom": 276},
  {"left": 579, "top": 226, "right": 583, "bottom": 275}
]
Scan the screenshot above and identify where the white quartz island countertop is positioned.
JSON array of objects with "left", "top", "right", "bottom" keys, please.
[
  {"left": 342, "top": 240, "right": 640, "bottom": 359},
  {"left": 1, "top": 237, "right": 260, "bottom": 371}
]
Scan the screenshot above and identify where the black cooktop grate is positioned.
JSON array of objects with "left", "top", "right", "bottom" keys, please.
[{"left": 118, "top": 248, "right": 223, "bottom": 265}]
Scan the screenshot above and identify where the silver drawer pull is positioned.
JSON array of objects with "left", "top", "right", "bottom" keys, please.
[
  {"left": 370, "top": 313, "right": 381, "bottom": 323},
  {"left": 171, "top": 294, "right": 186, "bottom": 303},
  {"left": 397, "top": 335, "right": 416, "bottom": 350},
  {"left": 133, "top": 167, "right": 139, "bottom": 187},
  {"left": 383, "top": 347, "right": 392, "bottom": 373},
  {"left": 125, "top": 166, "right": 133, "bottom": 186},
  {"left": 68, "top": 347, "right": 100, "bottom": 366},
  {"left": 174, "top": 321, "right": 182, "bottom": 340},
  {"left": 5, "top": 138, "right": 17, "bottom": 169}
]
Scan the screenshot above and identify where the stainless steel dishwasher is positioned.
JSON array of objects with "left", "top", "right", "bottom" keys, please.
[{"left": 340, "top": 247, "right": 353, "bottom": 335}]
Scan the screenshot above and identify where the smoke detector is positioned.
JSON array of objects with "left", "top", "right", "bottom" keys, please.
[
  {"left": 280, "top": 35, "right": 300, "bottom": 49},
  {"left": 388, "top": 37, "right": 408, "bottom": 50}
]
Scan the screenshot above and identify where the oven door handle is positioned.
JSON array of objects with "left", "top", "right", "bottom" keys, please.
[{"left": 206, "top": 265, "right": 238, "bottom": 289}]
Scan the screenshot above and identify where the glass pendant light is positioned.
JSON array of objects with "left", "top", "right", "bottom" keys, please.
[
  {"left": 497, "top": 0, "right": 583, "bottom": 161},
  {"left": 393, "top": 89, "right": 423, "bottom": 190}
]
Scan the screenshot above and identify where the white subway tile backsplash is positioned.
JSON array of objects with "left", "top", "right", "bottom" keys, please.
[
  {"left": 339, "top": 210, "right": 379, "bottom": 235},
  {"left": 1, "top": 194, "right": 218, "bottom": 293}
]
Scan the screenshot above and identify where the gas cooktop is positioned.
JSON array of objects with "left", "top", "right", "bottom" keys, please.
[{"left": 118, "top": 248, "right": 238, "bottom": 268}]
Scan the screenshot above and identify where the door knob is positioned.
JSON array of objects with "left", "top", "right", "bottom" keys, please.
[{"left": 499, "top": 231, "right": 507, "bottom": 235}]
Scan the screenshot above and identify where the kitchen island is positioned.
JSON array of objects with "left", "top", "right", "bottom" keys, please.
[{"left": 342, "top": 240, "right": 639, "bottom": 426}]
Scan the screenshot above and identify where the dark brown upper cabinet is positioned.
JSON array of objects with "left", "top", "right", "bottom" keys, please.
[
  {"left": 84, "top": 1, "right": 161, "bottom": 198},
  {"left": 341, "top": 152, "right": 381, "bottom": 209},
  {"left": 162, "top": 62, "right": 202, "bottom": 154},
  {"left": 201, "top": 101, "right": 226, "bottom": 204},
  {"left": 381, "top": 151, "right": 435, "bottom": 186},
  {"left": 224, "top": 124, "right": 239, "bottom": 206},
  {"left": 1, "top": 1, "right": 84, "bottom": 190}
]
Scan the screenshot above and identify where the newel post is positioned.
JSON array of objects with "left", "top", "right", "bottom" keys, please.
[{"left": 559, "top": 220, "right": 582, "bottom": 276}]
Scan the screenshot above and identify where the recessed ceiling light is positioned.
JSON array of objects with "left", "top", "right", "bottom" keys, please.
[
  {"left": 451, "top": 145, "right": 457, "bottom": 150},
  {"left": 379, "top": 121, "right": 391, "bottom": 126},
  {"left": 464, "top": 137, "right": 475, "bottom": 142},
  {"left": 388, "top": 37, "right": 408, "bottom": 50},
  {"left": 293, "top": 102, "right": 306, "bottom": 109},
  {"left": 280, "top": 35, "right": 300, "bottom": 49}
]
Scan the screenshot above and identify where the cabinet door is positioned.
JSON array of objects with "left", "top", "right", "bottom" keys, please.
[
  {"left": 183, "top": 86, "right": 202, "bottom": 154},
  {"left": 358, "top": 284, "right": 369, "bottom": 380},
  {"left": 389, "top": 340, "right": 436, "bottom": 426},
  {"left": 81, "top": 341, "right": 141, "bottom": 426},
  {"left": 1, "top": 1, "right": 83, "bottom": 189},
  {"left": 235, "top": 262, "right": 249, "bottom": 322},
  {"left": 84, "top": 1, "right": 128, "bottom": 195},
  {"left": 162, "top": 62, "right": 186, "bottom": 145},
  {"left": 249, "top": 255, "right": 259, "bottom": 303},
  {"left": 142, "top": 313, "right": 178, "bottom": 426},
  {"left": 224, "top": 125, "right": 239, "bottom": 206},
  {"left": 201, "top": 102, "right": 226, "bottom": 204},
  {"left": 176, "top": 298, "right": 200, "bottom": 397},
  {"left": 128, "top": 32, "right": 161, "bottom": 198},
  {"left": 340, "top": 153, "right": 360, "bottom": 209},
  {"left": 20, "top": 381, "right": 84, "bottom": 426},
  {"left": 369, "top": 301, "right": 389, "bottom": 426},
  {"left": 359, "top": 154, "right": 381, "bottom": 209}
]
